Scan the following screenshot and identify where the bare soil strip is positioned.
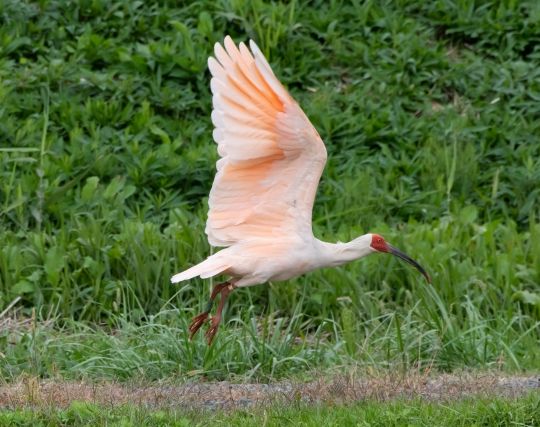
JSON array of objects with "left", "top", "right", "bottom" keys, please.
[{"left": 1, "top": 373, "right": 538, "bottom": 411}]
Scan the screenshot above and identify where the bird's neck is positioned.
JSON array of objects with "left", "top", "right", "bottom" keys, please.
[{"left": 316, "top": 234, "right": 374, "bottom": 268}]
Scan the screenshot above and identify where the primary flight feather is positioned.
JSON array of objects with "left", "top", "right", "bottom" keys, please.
[{"left": 172, "top": 36, "right": 430, "bottom": 344}]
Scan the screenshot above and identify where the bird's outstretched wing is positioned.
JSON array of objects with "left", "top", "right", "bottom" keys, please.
[{"left": 206, "top": 36, "right": 327, "bottom": 247}]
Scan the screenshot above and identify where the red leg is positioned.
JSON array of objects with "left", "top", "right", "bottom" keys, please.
[
  {"left": 188, "top": 281, "right": 230, "bottom": 340},
  {"left": 205, "top": 283, "right": 236, "bottom": 345}
]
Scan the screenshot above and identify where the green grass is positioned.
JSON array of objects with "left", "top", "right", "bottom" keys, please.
[
  {"left": 2, "top": 395, "right": 539, "bottom": 426},
  {"left": 0, "top": 0, "right": 539, "bottom": 381}
]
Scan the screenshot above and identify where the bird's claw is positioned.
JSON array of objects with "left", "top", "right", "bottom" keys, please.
[
  {"left": 188, "top": 312, "right": 210, "bottom": 340},
  {"left": 205, "top": 317, "right": 221, "bottom": 345}
]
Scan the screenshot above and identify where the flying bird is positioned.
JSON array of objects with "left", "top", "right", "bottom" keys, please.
[{"left": 172, "top": 36, "right": 430, "bottom": 344}]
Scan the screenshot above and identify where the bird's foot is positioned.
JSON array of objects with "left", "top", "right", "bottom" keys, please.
[
  {"left": 188, "top": 312, "right": 210, "bottom": 340},
  {"left": 205, "top": 316, "right": 221, "bottom": 345}
]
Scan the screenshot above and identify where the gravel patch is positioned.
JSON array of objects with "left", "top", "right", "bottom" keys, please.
[{"left": 0, "top": 373, "right": 538, "bottom": 411}]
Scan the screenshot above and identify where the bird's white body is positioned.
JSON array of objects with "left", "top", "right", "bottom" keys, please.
[{"left": 172, "top": 234, "right": 376, "bottom": 287}]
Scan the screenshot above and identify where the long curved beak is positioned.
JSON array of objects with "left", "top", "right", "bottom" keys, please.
[{"left": 387, "top": 244, "right": 431, "bottom": 283}]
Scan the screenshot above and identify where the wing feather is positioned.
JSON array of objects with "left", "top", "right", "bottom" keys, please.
[{"left": 205, "top": 36, "right": 327, "bottom": 247}]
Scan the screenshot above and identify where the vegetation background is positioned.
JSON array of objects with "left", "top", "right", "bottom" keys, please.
[{"left": 0, "top": 0, "right": 539, "bottom": 384}]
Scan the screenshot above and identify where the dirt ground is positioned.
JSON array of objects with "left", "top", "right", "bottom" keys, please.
[{"left": 1, "top": 372, "right": 538, "bottom": 411}]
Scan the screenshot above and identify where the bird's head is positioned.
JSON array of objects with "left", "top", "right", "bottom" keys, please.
[{"left": 369, "top": 233, "right": 431, "bottom": 283}]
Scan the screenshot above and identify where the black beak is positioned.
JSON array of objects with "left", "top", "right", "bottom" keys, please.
[{"left": 387, "top": 244, "right": 431, "bottom": 283}]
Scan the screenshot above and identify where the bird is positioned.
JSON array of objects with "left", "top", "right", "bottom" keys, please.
[{"left": 171, "top": 36, "right": 431, "bottom": 345}]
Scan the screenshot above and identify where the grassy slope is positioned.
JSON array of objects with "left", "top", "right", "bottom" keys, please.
[
  {"left": 2, "top": 395, "right": 540, "bottom": 427},
  {"left": 0, "top": 0, "right": 539, "bottom": 380}
]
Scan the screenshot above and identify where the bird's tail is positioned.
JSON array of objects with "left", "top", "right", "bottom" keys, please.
[{"left": 170, "top": 254, "right": 230, "bottom": 283}]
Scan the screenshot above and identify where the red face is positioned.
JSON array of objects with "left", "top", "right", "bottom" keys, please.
[
  {"left": 369, "top": 233, "right": 431, "bottom": 283},
  {"left": 370, "top": 234, "right": 389, "bottom": 252}
]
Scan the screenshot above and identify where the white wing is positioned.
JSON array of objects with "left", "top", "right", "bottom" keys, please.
[{"left": 206, "top": 36, "right": 327, "bottom": 247}]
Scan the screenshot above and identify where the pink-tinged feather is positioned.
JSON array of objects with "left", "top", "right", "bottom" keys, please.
[
  {"left": 214, "top": 42, "right": 234, "bottom": 70},
  {"left": 248, "top": 40, "right": 273, "bottom": 74},
  {"left": 207, "top": 57, "right": 225, "bottom": 79}
]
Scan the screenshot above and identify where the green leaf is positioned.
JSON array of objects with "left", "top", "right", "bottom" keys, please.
[
  {"left": 11, "top": 280, "right": 35, "bottom": 295},
  {"left": 44, "top": 246, "right": 65, "bottom": 287},
  {"left": 459, "top": 206, "right": 478, "bottom": 225},
  {"left": 103, "top": 176, "right": 125, "bottom": 200},
  {"left": 150, "top": 125, "right": 171, "bottom": 145},
  {"left": 81, "top": 176, "right": 100, "bottom": 201},
  {"left": 119, "top": 185, "right": 136, "bottom": 202},
  {"left": 197, "top": 11, "right": 214, "bottom": 38}
]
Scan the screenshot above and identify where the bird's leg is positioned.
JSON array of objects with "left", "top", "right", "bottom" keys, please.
[
  {"left": 205, "top": 283, "right": 236, "bottom": 345},
  {"left": 188, "top": 281, "right": 230, "bottom": 340}
]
